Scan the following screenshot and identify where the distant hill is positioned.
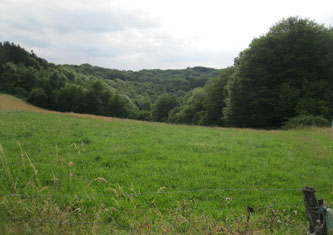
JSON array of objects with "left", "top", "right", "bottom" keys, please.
[{"left": 0, "top": 41, "right": 222, "bottom": 122}]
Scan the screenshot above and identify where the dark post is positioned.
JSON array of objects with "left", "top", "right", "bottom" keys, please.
[
  {"left": 302, "top": 186, "right": 326, "bottom": 234},
  {"left": 318, "top": 199, "right": 327, "bottom": 235}
]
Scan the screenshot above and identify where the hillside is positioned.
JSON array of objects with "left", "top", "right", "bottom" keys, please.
[
  {"left": 0, "top": 94, "right": 47, "bottom": 112},
  {"left": 1, "top": 97, "right": 333, "bottom": 233},
  {"left": 0, "top": 41, "right": 221, "bottom": 122},
  {"left": 1, "top": 17, "right": 333, "bottom": 129},
  {"left": 0, "top": 94, "right": 126, "bottom": 123}
]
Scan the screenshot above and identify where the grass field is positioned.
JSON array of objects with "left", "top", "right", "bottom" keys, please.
[{"left": 0, "top": 94, "right": 333, "bottom": 234}]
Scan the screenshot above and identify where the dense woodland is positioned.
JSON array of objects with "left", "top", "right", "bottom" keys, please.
[
  {"left": 1, "top": 17, "right": 333, "bottom": 128},
  {"left": 0, "top": 43, "right": 221, "bottom": 121}
]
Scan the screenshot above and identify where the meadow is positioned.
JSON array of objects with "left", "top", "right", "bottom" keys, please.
[{"left": 0, "top": 95, "right": 333, "bottom": 234}]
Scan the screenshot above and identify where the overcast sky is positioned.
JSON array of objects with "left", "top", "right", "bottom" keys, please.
[{"left": 1, "top": 0, "right": 333, "bottom": 70}]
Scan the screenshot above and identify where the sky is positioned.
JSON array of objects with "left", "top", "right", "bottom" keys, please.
[{"left": 1, "top": 0, "right": 333, "bottom": 70}]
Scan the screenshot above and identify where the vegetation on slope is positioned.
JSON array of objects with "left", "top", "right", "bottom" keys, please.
[
  {"left": 0, "top": 42, "right": 220, "bottom": 121},
  {"left": 1, "top": 17, "right": 333, "bottom": 129},
  {"left": 173, "top": 17, "right": 333, "bottom": 128}
]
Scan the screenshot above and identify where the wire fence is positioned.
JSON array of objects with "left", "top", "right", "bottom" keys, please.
[
  {"left": 0, "top": 187, "right": 326, "bottom": 216},
  {"left": 0, "top": 186, "right": 323, "bottom": 198},
  {"left": 6, "top": 209, "right": 306, "bottom": 230},
  {"left": 1, "top": 187, "right": 324, "bottom": 233},
  {"left": 0, "top": 187, "right": 315, "bottom": 215}
]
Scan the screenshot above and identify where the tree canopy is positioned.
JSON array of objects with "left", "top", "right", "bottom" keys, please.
[
  {"left": 223, "top": 17, "right": 333, "bottom": 128},
  {"left": 0, "top": 41, "right": 220, "bottom": 122}
]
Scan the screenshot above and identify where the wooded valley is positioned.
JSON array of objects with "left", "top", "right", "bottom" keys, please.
[{"left": 1, "top": 17, "right": 332, "bottom": 128}]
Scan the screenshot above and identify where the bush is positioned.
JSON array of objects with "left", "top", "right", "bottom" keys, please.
[
  {"left": 282, "top": 115, "right": 330, "bottom": 129},
  {"left": 28, "top": 87, "right": 48, "bottom": 108},
  {"left": 152, "top": 94, "right": 179, "bottom": 122}
]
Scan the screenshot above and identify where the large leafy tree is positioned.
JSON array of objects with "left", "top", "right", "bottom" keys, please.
[
  {"left": 168, "top": 88, "right": 207, "bottom": 124},
  {"left": 152, "top": 93, "right": 179, "bottom": 122},
  {"left": 53, "top": 85, "right": 84, "bottom": 112},
  {"left": 201, "top": 67, "right": 233, "bottom": 126},
  {"left": 224, "top": 17, "right": 333, "bottom": 128},
  {"left": 106, "top": 92, "right": 129, "bottom": 118},
  {"left": 28, "top": 87, "right": 48, "bottom": 108}
]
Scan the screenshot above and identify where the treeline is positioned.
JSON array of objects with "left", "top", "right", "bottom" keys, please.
[
  {"left": 167, "top": 17, "right": 333, "bottom": 128},
  {"left": 1, "top": 17, "right": 333, "bottom": 128},
  {"left": 0, "top": 41, "right": 220, "bottom": 121}
]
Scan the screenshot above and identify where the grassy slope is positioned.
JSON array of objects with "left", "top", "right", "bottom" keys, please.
[{"left": 0, "top": 95, "right": 333, "bottom": 234}]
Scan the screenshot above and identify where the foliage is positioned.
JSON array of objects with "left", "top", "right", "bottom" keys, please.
[
  {"left": 52, "top": 84, "right": 84, "bottom": 112},
  {"left": 282, "top": 115, "right": 331, "bottom": 129},
  {"left": 152, "top": 93, "right": 179, "bottom": 122},
  {"left": 106, "top": 92, "right": 129, "bottom": 118},
  {"left": 200, "top": 67, "right": 233, "bottom": 126},
  {"left": 168, "top": 67, "right": 233, "bottom": 126},
  {"left": 223, "top": 17, "right": 333, "bottom": 128},
  {"left": 168, "top": 88, "right": 207, "bottom": 124},
  {"left": 0, "top": 41, "right": 220, "bottom": 122},
  {"left": 1, "top": 16, "right": 333, "bottom": 129},
  {"left": 28, "top": 87, "right": 48, "bottom": 108}
]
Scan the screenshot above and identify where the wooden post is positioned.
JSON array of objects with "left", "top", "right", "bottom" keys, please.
[
  {"left": 318, "top": 199, "right": 327, "bottom": 235},
  {"left": 302, "top": 186, "right": 326, "bottom": 235}
]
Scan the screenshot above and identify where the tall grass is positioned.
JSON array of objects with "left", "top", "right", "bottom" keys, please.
[{"left": 0, "top": 109, "right": 333, "bottom": 233}]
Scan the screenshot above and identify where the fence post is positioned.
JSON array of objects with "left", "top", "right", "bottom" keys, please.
[
  {"left": 302, "top": 186, "right": 327, "bottom": 235},
  {"left": 318, "top": 199, "right": 327, "bottom": 235}
]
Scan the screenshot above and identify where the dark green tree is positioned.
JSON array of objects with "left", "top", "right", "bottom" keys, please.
[
  {"left": 168, "top": 88, "right": 206, "bottom": 124},
  {"left": 152, "top": 93, "right": 179, "bottom": 122},
  {"left": 43, "top": 71, "right": 66, "bottom": 99},
  {"left": 28, "top": 87, "right": 48, "bottom": 107},
  {"left": 106, "top": 92, "right": 129, "bottom": 118},
  {"left": 53, "top": 85, "right": 84, "bottom": 112},
  {"left": 224, "top": 17, "right": 333, "bottom": 128},
  {"left": 201, "top": 67, "right": 233, "bottom": 126}
]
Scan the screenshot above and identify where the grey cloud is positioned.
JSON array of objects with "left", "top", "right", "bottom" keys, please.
[
  {"left": 47, "top": 8, "right": 158, "bottom": 34},
  {"left": 0, "top": 0, "right": 232, "bottom": 70},
  {"left": 77, "top": 45, "right": 123, "bottom": 58},
  {"left": 1, "top": 1, "right": 158, "bottom": 35}
]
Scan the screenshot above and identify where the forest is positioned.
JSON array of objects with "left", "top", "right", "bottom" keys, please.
[{"left": 1, "top": 17, "right": 333, "bottom": 128}]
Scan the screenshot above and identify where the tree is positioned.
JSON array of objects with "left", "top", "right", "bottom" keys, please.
[
  {"left": 106, "top": 92, "right": 128, "bottom": 118},
  {"left": 82, "top": 89, "right": 103, "bottom": 115},
  {"left": 79, "top": 80, "right": 112, "bottom": 115},
  {"left": 152, "top": 94, "right": 179, "bottom": 122},
  {"left": 53, "top": 85, "right": 84, "bottom": 112},
  {"left": 28, "top": 87, "right": 48, "bottom": 107},
  {"left": 201, "top": 67, "right": 233, "bottom": 126},
  {"left": 224, "top": 17, "right": 333, "bottom": 128},
  {"left": 168, "top": 88, "right": 206, "bottom": 125},
  {"left": 19, "top": 67, "right": 38, "bottom": 91},
  {"left": 44, "top": 71, "right": 66, "bottom": 98}
]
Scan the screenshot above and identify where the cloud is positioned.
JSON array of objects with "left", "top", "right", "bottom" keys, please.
[
  {"left": 0, "top": 0, "right": 270, "bottom": 70},
  {"left": 0, "top": 0, "right": 158, "bottom": 34},
  {"left": 0, "top": 0, "right": 170, "bottom": 69},
  {"left": 0, "top": 0, "right": 209, "bottom": 70},
  {"left": 1, "top": 0, "right": 332, "bottom": 70}
]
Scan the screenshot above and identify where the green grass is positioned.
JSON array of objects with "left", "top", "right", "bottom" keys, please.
[{"left": 1, "top": 109, "right": 333, "bottom": 234}]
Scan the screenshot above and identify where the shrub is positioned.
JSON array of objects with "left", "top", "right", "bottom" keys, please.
[
  {"left": 28, "top": 87, "right": 48, "bottom": 108},
  {"left": 282, "top": 115, "right": 330, "bottom": 129}
]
